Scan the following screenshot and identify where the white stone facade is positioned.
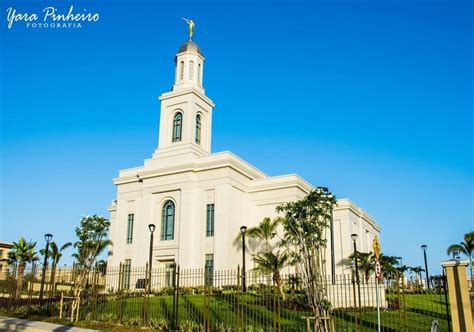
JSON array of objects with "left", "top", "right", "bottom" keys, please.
[{"left": 107, "top": 39, "right": 381, "bottom": 278}]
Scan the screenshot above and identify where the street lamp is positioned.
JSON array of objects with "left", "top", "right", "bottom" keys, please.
[
  {"left": 318, "top": 186, "right": 335, "bottom": 285},
  {"left": 39, "top": 233, "right": 53, "bottom": 299},
  {"left": 351, "top": 233, "right": 361, "bottom": 308},
  {"left": 240, "top": 225, "right": 247, "bottom": 292},
  {"left": 421, "top": 244, "right": 430, "bottom": 290},
  {"left": 148, "top": 224, "right": 156, "bottom": 292}
]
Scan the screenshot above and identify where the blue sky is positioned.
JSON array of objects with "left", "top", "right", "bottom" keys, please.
[{"left": 1, "top": 0, "right": 472, "bottom": 275}]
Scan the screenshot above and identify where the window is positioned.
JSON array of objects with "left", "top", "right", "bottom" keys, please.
[
  {"left": 126, "top": 214, "right": 134, "bottom": 244},
  {"left": 195, "top": 114, "right": 202, "bottom": 144},
  {"left": 189, "top": 60, "right": 195, "bottom": 80},
  {"left": 161, "top": 200, "right": 175, "bottom": 240},
  {"left": 198, "top": 63, "right": 202, "bottom": 83},
  {"left": 206, "top": 204, "right": 214, "bottom": 236},
  {"left": 205, "top": 254, "right": 214, "bottom": 287},
  {"left": 172, "top": 112, "right": 182, "bottom": 142},
  {"left": 179, "top": 61, "right": 184, "bottom": 80},
  {"left": 123, "top": 259, "right": 131, "bottom": 290},
  {"left": 165, "top": 262, "right": 175, "bottom": 287}
]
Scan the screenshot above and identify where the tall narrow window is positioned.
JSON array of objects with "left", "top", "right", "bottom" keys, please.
[
  {"left": 205, "top": 254, "right": 214, "bottom": 286},
  {"left": 123, "top": 259, "right": 131, "bottom": 290},
  {"left": 126, "top": 214, "right": 134, "bottom": 244},
  {"left": 189, "top": 60, "right": 195, "bottom": 80},
  {"left": 161, "top": 200, "right": 175, "bottom": 240},
  {"left": 195, "top": 114, "right": 202, "bottom": 144},
  {"left": 198, "top": 63, "right": 202, "bottom": 84},
  {"left": 206, "top": 204, "right": 214, "bottom": 237},
  {"left": 164, "top": 262, "right": 175, "bottom": 287},
  {"left": 172, "top": 112, "right": 182, "bottom": 142},
  {"left": 179, "top": 61, "right": 184, "bottom": 80}
]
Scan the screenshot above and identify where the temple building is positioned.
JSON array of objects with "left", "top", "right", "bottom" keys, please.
[{"left": 107, "top": 35, "right": 380, "bottom": 282}]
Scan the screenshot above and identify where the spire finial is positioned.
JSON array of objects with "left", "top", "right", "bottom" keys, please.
[{"left": 182, "top": 18, "right": 195, "bottom": 41}]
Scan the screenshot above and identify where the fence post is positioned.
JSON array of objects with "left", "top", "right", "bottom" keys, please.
[
  {"left": 142, "top": 263, "right": 150, "bottom": 326},
  {"left": 441, "top": 260, "right": 473, "bottom": 332},
  {"left": 171, "top": 263, "right": 178, "bottom": 330},
  {"left": 176, "top": 265, "right": 180, "bottom": 328}
]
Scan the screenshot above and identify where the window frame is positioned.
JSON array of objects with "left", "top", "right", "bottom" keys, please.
[
  {"left": 204, "top": 254, "right": 214, "bottom": 287},
  {"left": 161, "top": 200, "right": 175, "bottom": 241},
  {"left": 206, "top": 203, "right": 215, "bottom": 237},
  {"left": 195, "top": 114, "right": 202, "bottom": 144},
  {"left": 172, "top": 112, "right": 183, "bottom": 142},
  {"left": 126, "top": 214, "right": 134, "bottom": 244}
]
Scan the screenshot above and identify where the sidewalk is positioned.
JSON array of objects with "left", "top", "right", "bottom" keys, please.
[{"left": 0, "top": 316, "right": 98, "bottom": 331}]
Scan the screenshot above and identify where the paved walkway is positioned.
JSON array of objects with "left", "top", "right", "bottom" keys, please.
[{"left": 0, "top": 316, "right": 98, "bottom": 331}]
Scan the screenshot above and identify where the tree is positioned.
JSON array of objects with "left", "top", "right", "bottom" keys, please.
[
  {"left": 6, "top": 237, "right": 38, "bottom": 299},
  {"left": 71, "top": 215, "right": 111, "bottom": 317},
  {"left": 40, "top": 241, "right": 72, "bottom": 293},
  {"left": 234, "top": 217, "right": 280, "bottom": 254},
  {"left": 252, "top": 250, "right": 289, "bottom": 298},
  {"left": 235, "top": 217, "right": 288, "bottom": 295},
  {"left": 447, "top": 231, "right": 474, "bottom": 287},
  {"left": 378, "top": 254, "right": 401, "bottom": 282},
  {"left": 410, "top": 266, "right": 425, "bottom": 284},
  {"left": 246, "top": 217, "right": 280, "bottom": 252},
  {"left": 348, "top": 251, "right": 375, "bottom": 283},
  {"left": 277, "top": 188, "right": 337, "bottom": 331}
]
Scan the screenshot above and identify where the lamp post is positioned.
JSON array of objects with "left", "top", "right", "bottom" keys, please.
[
  {"left": 318, "top": 186, "right": 335, "bottom": 285},
  {"left": 421, "top": 244, "right": 430, "bottom": 290},
  {"left": 148, "top": 224, "right": 156, "bottom": 292},
  {"left": 39, "top": 233, "right": 53, "bottom": 300},
  {"left": 240, "top": 225, "right": 247, "bottom": 292},
  {"left": 351, "top": 233, "right": 361, "bottom": 308}
]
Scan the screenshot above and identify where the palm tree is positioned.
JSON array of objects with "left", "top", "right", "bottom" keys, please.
[
  {"left": 410, "top": 266, "right": 425, "bottom": 287},
  {"left": 7, "top": 237, "right": 38, "bottom": 299},
  {"left": 379, "top": 254, "right": 401, "bottom": 281},
  {"left": 348, "top": 251, "right": 375, "bottom": 283},
  {"left": 40, "top": 241, "right": 72, "bottom": 293},
  {"left": 252, "top": 250, "right": 289, "bottom": 298},
  {"left": 235, "top": 217, "right": 280, "bottom": 253},
  {"left": 447, "top": 231, "right": 474, "bottom": 287}
]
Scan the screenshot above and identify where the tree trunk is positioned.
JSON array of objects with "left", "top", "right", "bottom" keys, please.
[
  {"left": 50, "top": 263, "right": 57, "bottom": 295},
  {"left": 15, "top": 263, "right": 25, "bottom": 300}
]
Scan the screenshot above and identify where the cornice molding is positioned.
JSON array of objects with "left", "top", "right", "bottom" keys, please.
[{"left": 159, "top": 87, "right": 215, "bottom": 108}]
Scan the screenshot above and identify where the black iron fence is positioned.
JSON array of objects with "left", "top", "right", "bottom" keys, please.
[{"left": 0, "top": 264, "right": 451, "bottom": 331}]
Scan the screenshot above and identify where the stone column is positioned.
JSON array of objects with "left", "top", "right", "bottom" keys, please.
[{"left": 441, "top": 260, "right": 473, "bottom": 332}]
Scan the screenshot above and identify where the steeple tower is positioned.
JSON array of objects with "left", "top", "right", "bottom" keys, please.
[
  {"left": 173, "top": 42, "right": 205, "bottom": 93},
  {"left": 152, "top": 24, "right": 214, "bottom": 162}
]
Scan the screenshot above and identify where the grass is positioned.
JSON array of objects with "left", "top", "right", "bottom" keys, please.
[
  {"left": 87, "top": 291, "right": 450, "bottom": 331},
  {"left": 1, "top": 292, "right": 452, "bottom": 331},
  {"left": 332, "top": 293, "right": 451, "bottom": 332}
]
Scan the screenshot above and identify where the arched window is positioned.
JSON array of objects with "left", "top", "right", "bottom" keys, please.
[
  {"left": 189, "top": 60, "right": 195, "bottom": 80},
  {"left": 179, "top": 61, "right": 184, "bottom": 80},
  {"left": 195, "top": 114, "right": 201, "bottom": 144},
  {"left": 161, "top": 200, "right": 175, "bottom": 240},
  {"left": 172, "top": 112, "right": 182, "bottom": 142}
]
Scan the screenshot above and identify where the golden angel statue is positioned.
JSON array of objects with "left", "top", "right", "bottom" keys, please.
[{"left": 182, "top": 18, "right": 195, "bottom": 41}]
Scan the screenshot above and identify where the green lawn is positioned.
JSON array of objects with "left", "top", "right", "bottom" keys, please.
[{"left": 80, "top": 292, "right": 450, "bottom": 331}]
